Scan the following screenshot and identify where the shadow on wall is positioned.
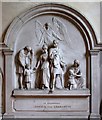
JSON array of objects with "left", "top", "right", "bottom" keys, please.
[
  {"left": 0, "top": 67, "right": 5, "bottom": 115},
  {"left": 100, "top": 99, "right": 102, "bottom": 119}
]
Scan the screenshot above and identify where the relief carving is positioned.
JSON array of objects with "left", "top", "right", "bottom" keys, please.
[
  {"left": 49, "top": 40, "right": 66, "bottom": 92},
  {"left": 68, "top": 60, "right": 86, "bottom": 90},
  {"left": 16, "top": 46, "right": 34, "bottom": 89},
  {"left": 35, "top": 17, "right": 67, "bottom": 46},
  {"left": 15, "top": 17, "right": 86, "bottom": 92},
  {"left": 3, "top": 3, "right": 100, "bottom": 119},
  {"left": 34, "top": 44, "right": 50, "bottom": 89}
]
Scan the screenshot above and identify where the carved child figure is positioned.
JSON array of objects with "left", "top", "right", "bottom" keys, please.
[
  {"left": 17, "top": 46, "right": 33, "bottom": 89},
  {"left": 68, "top": 69, "right": 77, "bottom": 90},
  {"left": 23, "top": 64, "right": 33, "bottom": 89}
]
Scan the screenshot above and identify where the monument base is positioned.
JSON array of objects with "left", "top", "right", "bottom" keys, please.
[
  {"left": 89, "top": 113, "right": 101, "bottom": 120},
  {"left": 3, "top": 89, "right": 91, "bottom": 119}
]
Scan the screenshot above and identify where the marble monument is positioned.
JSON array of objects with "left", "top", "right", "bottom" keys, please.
[{"left": 2, "top": 3, "right": 101, "bottom": 120}]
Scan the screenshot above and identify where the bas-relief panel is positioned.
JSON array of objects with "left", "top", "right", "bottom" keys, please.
[
  {"left": 3, "top": 4, "right": 101, "bottom": 119},
  {"left": 14, "top": 15, "right": 86, "bottom": 91}
]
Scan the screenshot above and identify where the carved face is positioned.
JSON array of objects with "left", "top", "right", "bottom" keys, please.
[
  {"left": 74, "top": 59, "right": 79, "bottom": 67},
  {"left": 44, "top": 23, "right": 49, "bottom": 30},
  {"left": 24, "top": 46, "right": 31, "bottom": 54},
  {"left": 42, "top": 48, "right": 47, "bottom": 54},
  {"left": 42, "top": 44, "right": 48, "bottom": 53},
  {"left": 53, "top": 40, "right": 58, "bottom": 48}
]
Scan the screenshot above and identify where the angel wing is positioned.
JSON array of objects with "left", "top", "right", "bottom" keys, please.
[
  {"left": 35, "top": 20, "right": 56, "bottom": 45},
  {"left": 52, "top": 17, "right": 67, "bottom": 41},
  {"left": 35, "top": 20, "right": 44, "bottom": 45}
]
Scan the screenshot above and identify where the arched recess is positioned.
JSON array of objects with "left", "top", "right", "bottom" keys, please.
[
  {"left": 2, "top": 3, "right": 101, "bottom": 119},
  {"left": 3, "top": 3, "right": 100, "bottom": 50}
]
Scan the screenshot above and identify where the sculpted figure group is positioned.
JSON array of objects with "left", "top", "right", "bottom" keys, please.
[
  {"left": 17, "top": 46, "right": 34, "bottom": 89},
  {"left": 16, "top": 40, "right": 86, "bottom": 92}
]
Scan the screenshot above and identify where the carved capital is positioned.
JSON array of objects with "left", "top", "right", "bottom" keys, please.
[
  {"left": 3, "top": 49, "right": 13, "bottom": 55},
  {"left": 89, "top": 50, "right": 100, "bottom": 55}
]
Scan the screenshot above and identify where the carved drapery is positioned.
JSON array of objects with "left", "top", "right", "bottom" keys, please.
[{"left": 1, "top": 3, "right": 101, "bottom": 119}]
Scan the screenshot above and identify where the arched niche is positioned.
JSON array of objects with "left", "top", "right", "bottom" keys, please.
[
  {"left": 4, "top": 3, "right": 93, "bottom": 89},
  {"left": 3, "top": 3, "right": 101, "bottom": 119}
]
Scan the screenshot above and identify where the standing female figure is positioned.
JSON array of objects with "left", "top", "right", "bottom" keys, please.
[{"left": 34, "top": 44, "right": 50, "bottom": 89}]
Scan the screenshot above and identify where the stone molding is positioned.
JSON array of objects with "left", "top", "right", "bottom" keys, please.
[
  {"left": 1, "top": 3, "right": 102, "bottom": 51},
  {"left": 1, "top": 3, "right": 101, "bottom": 119}
]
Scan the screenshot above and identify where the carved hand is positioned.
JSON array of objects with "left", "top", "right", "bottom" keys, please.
[{"left": 33, "top": 67, "right": 37, "bottom": 71}]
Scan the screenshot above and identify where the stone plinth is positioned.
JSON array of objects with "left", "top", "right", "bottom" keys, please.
[
  {"left": 6, "top": 89, "right": 90, "bottom": 119},
  {"left": 2, "top": 3, "right": 101, "bottom": 120}
]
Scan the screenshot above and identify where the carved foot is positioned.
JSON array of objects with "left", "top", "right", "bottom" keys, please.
[
  {"left": 42, "top": 85, "right": 49, "bottom": 90},
  {"left": 49, "top": 89, "right": 54, "bottom": 94}
]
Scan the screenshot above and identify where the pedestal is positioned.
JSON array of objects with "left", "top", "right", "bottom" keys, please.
[{"left": 3, "top": 89, "right": 90, "bottom": 119}]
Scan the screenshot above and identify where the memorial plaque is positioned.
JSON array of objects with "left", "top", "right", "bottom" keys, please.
[
  {"left": 3, "top": 3, "right": 101, "bottom": 119},
  {"left": 13, "top": 97, "right": 89, "bottom": 112}
]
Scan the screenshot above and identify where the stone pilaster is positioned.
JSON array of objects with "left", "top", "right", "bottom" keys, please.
[
  {"left": 3, "top": 49, "right": 14, "bottom": 118},
  {"left": 89, "top": 50, "right": 100, "bottom": 120}
]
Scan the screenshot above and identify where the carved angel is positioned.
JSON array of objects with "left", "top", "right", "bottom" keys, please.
[{"left": 35, "top": 17, "right": 67, "bottom": 46}]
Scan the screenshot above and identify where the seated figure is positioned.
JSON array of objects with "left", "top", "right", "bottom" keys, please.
[{"left": 68, "top": 59, "right": 86, "bottom": 90}]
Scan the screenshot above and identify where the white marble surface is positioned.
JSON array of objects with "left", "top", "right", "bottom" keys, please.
[
  {"left": 13, "top": 89, "right": 90, "bottom": 96},
  {"left": 0, "top": 2, "right": 101, "bottom": 119},
  {"left": 0, "top": 2, "right": 2, "bottom": 42},
  {"left": 0, "top": 70, "right": 2, "bottom": 118},
  {"left": 1, "top": 2, "right": 101, "bottom": 43},
  {"left": 12, "top": 89, "right": 90, "bottom": 118}
]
